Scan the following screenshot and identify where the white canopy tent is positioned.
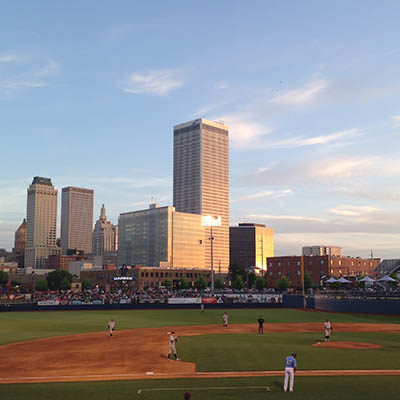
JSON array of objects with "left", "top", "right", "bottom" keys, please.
[
  {"left": 337, "top": 277, "right": 352, "bottom": 283},
  {"left": 378, "top": 275, "right": 396, "bottom": 282},
  {"left": 326, "top": 277, "right": 338, "bottom": 283},
  {"left": 358, "top": 276, "right": 376, "bottom": 283}
]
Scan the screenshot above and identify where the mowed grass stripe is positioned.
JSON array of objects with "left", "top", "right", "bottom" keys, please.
[{"left": 0, "top": 376, "right": 399, "bottom": 400}]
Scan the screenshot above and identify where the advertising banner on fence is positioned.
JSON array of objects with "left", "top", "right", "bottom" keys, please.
[
  {"left": 201, "top": 297, "right": 217, "bottom": 304},
  {"left": 37, "top": 300, "right": 60, "bottom": 306},
  {"left": 167, "top": 297, "right": 202, "bottom": 304}
]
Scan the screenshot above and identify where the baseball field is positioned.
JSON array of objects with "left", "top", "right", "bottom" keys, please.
[{"left": 0, "top": 308, "right": 399, "bottom": 399}]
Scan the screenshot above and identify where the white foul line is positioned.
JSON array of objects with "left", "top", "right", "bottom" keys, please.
[{"left": 137, "top": 386, "right": 270, "bottom": 394}]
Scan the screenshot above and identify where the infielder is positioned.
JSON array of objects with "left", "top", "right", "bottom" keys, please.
[
  {"left": 283, "top": 352, "right": 297, "bottom": 392},
  {"left": 108, "top": 319, "right": 115, "bottom": 337},
  {"left": 168, "top": 331, "right": 179, "bottom": 360},
  {"left": 324, "top": 319, "right": 332, "bottom": 342},
  {"left": 222, "top": 312, "right": 229, "bottom": 327}
]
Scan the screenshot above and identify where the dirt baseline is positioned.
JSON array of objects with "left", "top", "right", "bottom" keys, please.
[
  {"left": 1, "top": 322, "right": 399, "bottom": 384},
  {"left": 312, "top": 341, "right": 382, "bottom": 349}
]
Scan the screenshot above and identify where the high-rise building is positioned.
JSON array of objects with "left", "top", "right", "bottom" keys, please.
[
  {"left": 302, "top": 246, "right": 342, "bottom": 257},
  {"left": 25, "top": 177, "right": 58, "bottom": 268},
  {"left": 60, "top": 187, "right": 94, "bottom": 255},
  {"left": 92, "top": 204, "right": 118, "bottom": 256},
  {"left": 230, "top": 223, "right": 274, "bottom": 272},
  {"left": 173, "top": 118, "right": 229, "bottom": 273},
  {"left": 13, "top": 218, "right": 26, "bottom": 268},
  {"left": 119, "top": 204, "right": 205, "bottom": 268}
]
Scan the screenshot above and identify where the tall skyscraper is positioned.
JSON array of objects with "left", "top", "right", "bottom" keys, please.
[
  {"left": 25, "top": 177, "right": 58, "bottom": 268},
  {"left": 61, "top": 186, "right": 94, "bottom": 255},
  {"left": 92, "top": 204, "right": 117, "bottom": 256},
  {"left": 173, "top": 118, "right": 229, "bottom": 273}
]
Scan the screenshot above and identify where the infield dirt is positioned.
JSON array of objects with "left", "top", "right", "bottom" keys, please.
[{"left": 1, "top": 322, "right": 399, "bottom": 384}]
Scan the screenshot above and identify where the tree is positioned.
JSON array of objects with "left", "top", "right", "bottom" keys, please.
[
  {"left": 233, "top": 275, "right": 244, "bottom": 290},
  {"left": 0, "top": 270, "right": 9, "bottom": 284},
  {"left": 81, "top": 279, "right": 93, "bottom": 290},
  {"left": 161, "top": 278, "right": 172, "bottom": 288},
  {"left": 46, "top": 270, "right": 73, "bottom": 291},
  {"left": 35, "top": 279, "right": 48, "bottom": 292},
  {"left": 255, "top": 276, "right": 266, "bottom": 290},
  {"left": 179, "top": 276, "right": 189, "bottom": 289},
  {"left": 214, "top": 276, "right": 225, "bottom": 289},
  {"left": 194, "top": 275, "right": 207, "bottom": 290},
  {"left": 229, "top": 262, "right": 242, "bottom": 281},
  {"left": 303, "top": 273, "right": 314, "bottom": 290},
  {"left": 247, "top": 272, "right": 256, "bottom": 288},
  {"left": 277, "top": 276, "right": 289, "bottom": 292}
]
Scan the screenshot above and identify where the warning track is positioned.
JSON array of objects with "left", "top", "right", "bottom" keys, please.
[{"left": 1, "top": 322, "right": 399, "bottom": 384}]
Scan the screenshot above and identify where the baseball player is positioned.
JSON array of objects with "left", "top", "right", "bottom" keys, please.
[
  {"left": 257, "top": 315, "right": 265, "bottom": 334},
  {"left": 222, "top": 312, "right": 229, "bottom": 327},
  {"left": 184, "top": 392, "right": 191, "bottom": 400},
  {"left": 168, "top": 331, "right": 179, "bottom": 360},
  {"left": 283, "top": 352, "right": 297, "bottom": 392},
  {"left": 324, "top": 319, "right": 332, "bottom": 342},
  {"left": 108, "top": 319, "right": 115, "bottom": 337}
]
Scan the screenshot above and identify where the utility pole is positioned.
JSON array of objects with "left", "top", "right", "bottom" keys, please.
[{"left": 210, "top": 225, "right": 214, "bottom": 291}]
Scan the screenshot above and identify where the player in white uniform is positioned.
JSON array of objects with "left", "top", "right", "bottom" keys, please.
[
  {"left": 324, "top": 319, "right": 332, "bottom": 342},
  {"left": 108, "top": 319, "right": 115, "bottom": 337},
  {"left": 168, "top": 331, "right": 179, "bottom": 360},
  {"left": 222, "top": 312, "right": 228, "bottom": 327},
  {"left": 283, "top": 352, "right": 297, "bottom": 392}
]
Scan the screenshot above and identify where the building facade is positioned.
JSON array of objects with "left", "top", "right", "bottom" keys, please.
[
  {"left": 13, "top": 218, "right": 26, "bottom": 268},
  {"left": 119, "top": 204, "right": 205, "bottom": 268},
  {"left": 92, "top": 204, "right": 118, "bottom": 256},
  {"left": 61, "top": 186, "right": 94, "bottom": 255},
  {"left": 173, "top": 118, "right": 230, "bottom": 273},
  {"left": 267, "top": 255, "right": 380, "bottom": 288},
  {"left": 302, "top": 245, "right": 343, "bottom": 257},
  {"left": 25, "top": 177, "right": 58, "bottom": 269},
  {"left": 230, "top": 223, "right": 274, "bottom": 272}
]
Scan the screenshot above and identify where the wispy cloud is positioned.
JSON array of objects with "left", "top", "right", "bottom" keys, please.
[
  {"left": 122, "top": 69, "right": 184, "bottom": 95},
  {"left": 248, "top": 214, "right": 326, "bottom": 223},
  {"left": 0, "top": 60, "right": 60, "bottom": 95},
  {"left": 269, "top": 80, "right": 328, "bottom": 107},
  {"left": 392, "top": 115, "right": 400, "bottom": 128},
  {"left": 329, "top": 205, "right": 381, "bottom": 217},
  {"left": 0, "top": 55, "right": 17, "bottom": 63},
  {"left": 231, "top": 189, "right": 293, "bottom": 203}
]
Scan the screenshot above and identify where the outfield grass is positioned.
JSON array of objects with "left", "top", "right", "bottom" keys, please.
[
  {"left": 0, "top": 376, "right": 399, "bottom": 400},
  {"left": 0, "top": 308, "right": 399, "bottom": 346},
  {"left": 179, "top": 332, "right": 400, "bottom": 371}
]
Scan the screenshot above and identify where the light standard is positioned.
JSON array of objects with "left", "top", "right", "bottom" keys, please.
[{"left": 202, "top": 215, "right": 222, "bottom": 292}]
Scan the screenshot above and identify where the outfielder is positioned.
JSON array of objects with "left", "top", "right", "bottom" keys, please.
[
  {"left": 324, "top": 319, "right": 332, "bottom": 342},
  {"left": 222, "top": 312, "right": 229, "bottom": 327},
  {"left": 108, "top": 319, "right": 115, "bottom": 337},
  {"left": 168, "top": 331, "right": 179, "bottom": 360},
  {"left": 257, "top": 315, "right": 264, "bottom": 334},
  {"left": 283, "top": 352, "right": 297, "bottom": 392}
]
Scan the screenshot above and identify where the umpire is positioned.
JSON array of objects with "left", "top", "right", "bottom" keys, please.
[{"left": 257, "top": 315, "right": 265, "bottom": 334}]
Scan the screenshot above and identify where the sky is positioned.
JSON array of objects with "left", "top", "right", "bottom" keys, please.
[{"left": 0, "top": 1, "right": 399, "bottom": 259}]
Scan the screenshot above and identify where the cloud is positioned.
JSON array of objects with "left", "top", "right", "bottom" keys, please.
[
  {"left": 260, "top": 129, "right": 361, "bottom": 149},
  {"left": 392, "top": 115, "right": 400, "bottom": 128},
  {"left": 122, "top": 69, "right": 183, "bottom": 95},
  {"left": 231, "top": 189, "right": 293, "bottom": 203},
  {"left": 269, "top": 80, "right": 328, "bottom": 107},
  {"left": 0, "top": 60, "right": 60, "bottom": 95},
  {"left": 329, "top": 205, "right": 381, "bottom": 217},
  {"left": 248, "top": 214, "right": 326, "bottom": 223},
  {"left": 0, "top": 55, "right": 17, "bottom": 63}
]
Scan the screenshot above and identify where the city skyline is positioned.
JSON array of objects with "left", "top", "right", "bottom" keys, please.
[{"left": 1, "top": 1, "right": 400, "bottom": 259}]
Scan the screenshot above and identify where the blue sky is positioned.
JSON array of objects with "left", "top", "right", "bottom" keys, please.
[{"left": 1, "top": 1, "right": 399, "bottom": 259}]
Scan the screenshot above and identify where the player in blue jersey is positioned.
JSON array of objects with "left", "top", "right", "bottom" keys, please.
[{"left": 283, "top": 352, "right": 297, "bottom": 392}]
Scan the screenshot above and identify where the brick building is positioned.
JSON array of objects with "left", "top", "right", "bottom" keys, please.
[{"left": 267, "top": 255, "right": 380, "bottom": 288}]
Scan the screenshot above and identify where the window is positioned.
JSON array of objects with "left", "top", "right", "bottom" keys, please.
[
  {"left": 160, "top": 272, "right": 164, "bottom": 278},
  {"left": 141, "top": 272, "right": 144, "bottom": 277},
  {"left": 150, "top": 272, "right": 154, "bottom": 277},
  {"left": 321, "top": 260, "right": 324, "bottom": 264},
  {"left": 297, "top": 271, "right": 301, "bottom": 275},
  {"left": 269, "top": 262, "right": 273, "bottom": 267},
  {"left": 297, "top": 261, "right": 300, "bottom": 266},
  {"left": 155, "top": 272, "right": 159, "bottom": 277},
  {"left": 278, "top": 262, "right": 281, "bottom": 266},
  {"left": 145, "top": 272, "right": 149, "bottom": 277},
  {"left": 278, "top": 271, "right": 281, "bottom": 275}
]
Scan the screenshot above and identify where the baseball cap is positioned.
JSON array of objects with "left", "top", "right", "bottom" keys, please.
[{"left": 292, "top": 352, "right": 297, "bottom": 357}]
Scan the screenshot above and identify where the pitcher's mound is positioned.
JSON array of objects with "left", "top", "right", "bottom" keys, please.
[{"left": 313, "top": 341, "right": 382, "bottom": 349}]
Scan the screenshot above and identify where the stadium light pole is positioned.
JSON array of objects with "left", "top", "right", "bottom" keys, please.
[
  {"left": 202, "top": 215, "right": 221, "bottom": 293},
  {"left": 300, "top": 255, "right": 305, "bottom": 308}
]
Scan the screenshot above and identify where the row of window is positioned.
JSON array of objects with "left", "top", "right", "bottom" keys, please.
[{"left": 140, "top": 271, "right": 209, "bottom": 279}]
